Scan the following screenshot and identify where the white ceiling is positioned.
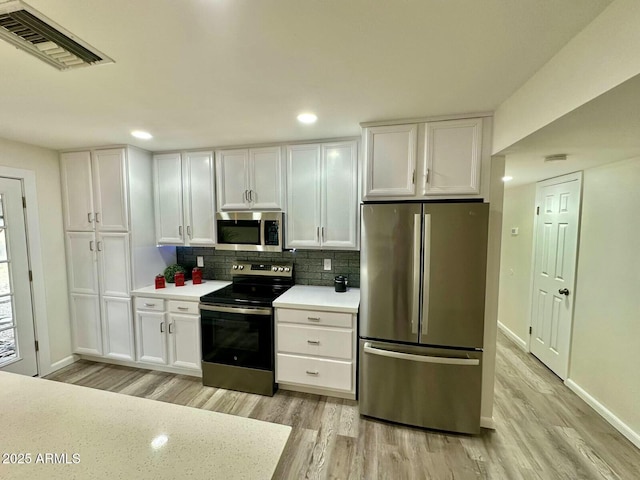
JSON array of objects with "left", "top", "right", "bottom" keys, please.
[
  {"left": 500, "top": 72, "right": 640, "bottom": 188},
  {"left": 0, "top": 0, "right": 612, "bottom": 151}
]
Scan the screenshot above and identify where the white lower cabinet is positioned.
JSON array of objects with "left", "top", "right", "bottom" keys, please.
[
  {"left": 134, "top": 297, "right": 201, "bottom": 373},
  {"left": 101, "top": 297, "right": 134, "bottom": 361},
  {"left": 70, "top": 293, "right": 102, "bottom": 356},
  {"left": 275, "top": 307, "right": 357, "bottom": 399}
]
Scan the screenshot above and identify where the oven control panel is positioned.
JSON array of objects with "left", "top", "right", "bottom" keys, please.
[{"left": 230, "top": 262, "right": 293, "bottom": 277}]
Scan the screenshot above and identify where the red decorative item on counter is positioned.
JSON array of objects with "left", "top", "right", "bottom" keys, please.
[
  {"left": 192, "top": 267, "right": 202, "bottom": 285},
  {"left": 174, "top": 271, "right": 185, "bottom": 287},
  {"left": 155, "top": 274, "right": 165, "bottom": 289}
]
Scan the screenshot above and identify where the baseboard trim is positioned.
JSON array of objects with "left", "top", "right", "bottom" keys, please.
[
  {"left": 480, "top": 416, "right": 495, "bottom": 430},
  {"left": 78, "top": 355, "right": 202, "bottom": 378},
  {"left": 278, "top": 383, "right": 356, "bottom": 400},
  {"left": 46, "top": 355, "right": 78, "bottom": 375},
  {"left": 565, "top": 379, "right": 640, "bottom": 449},
  {"left": 497, "top": 321, "right": 528, "bottom": 352}
]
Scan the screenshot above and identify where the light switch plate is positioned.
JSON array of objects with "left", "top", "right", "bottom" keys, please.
[
  {"left": 511, "top": 227, "right": 519, "bottom": 236},
  {"left": 323, "top": 258, "right": 332, "bottom": 271},
  {"left": 197, "top": 256, "right": 204, "bottom": 267}
]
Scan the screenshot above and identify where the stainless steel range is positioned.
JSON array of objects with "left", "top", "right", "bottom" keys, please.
[{"left": 199, "top": 261, "right": 293, "bottom": 396}]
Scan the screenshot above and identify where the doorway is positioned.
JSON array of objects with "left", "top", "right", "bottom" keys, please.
[
  {"left": 529, "top": 172, "right": 582, "bottom": 380},
  {"left": 0, "top": 177, "right": 37, "bottom": 376}
]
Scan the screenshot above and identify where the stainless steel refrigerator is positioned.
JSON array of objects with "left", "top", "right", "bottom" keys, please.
[{"left": 359, "top": 202, "right": 489, "bottom": 434}]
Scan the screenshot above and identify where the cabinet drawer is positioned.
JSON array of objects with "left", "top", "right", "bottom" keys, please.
[
  {"left": 277, "top": 324, "right": 352, "bottom": 360},
  {"left": 277, "top": 354, "right": 352, "bottom": 391},
  {"left": 168, "top": 300, "right": 199, "bottom": 315},
  {"left": 135, "top": 297, "right": 165, "bottom": 312},
  {"left": 277, "top": 308, "right": 352, "bottom": 328}
]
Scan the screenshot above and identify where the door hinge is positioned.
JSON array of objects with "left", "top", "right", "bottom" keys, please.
[
  {"left": 22, "top": 196, "right": 26, "bottom": 208},
  {"left": 35, "top": 340, "right": 39, "bottom": 352},
  {"left": 536, "top": 206, "right": 540, "bottom": 215},
  {"left": 529, "top": 326, "right": 532, "bottom": 335},
  {"left": 29, "top": 270, "right": 33, "bottom": 282}
]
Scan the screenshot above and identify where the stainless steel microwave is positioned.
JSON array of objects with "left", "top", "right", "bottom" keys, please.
[{"left": 216, "top": 212, "right": 283, "bottom": 252}]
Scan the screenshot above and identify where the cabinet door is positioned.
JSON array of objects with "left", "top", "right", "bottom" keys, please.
[
  {"left": 364, "top": 124, "right": 417, "bottom": 198},
  {"left": 168, "top": 313, "right": 201, "bottom": 371},
  {"left": 423, "top": 118, "right": 482, "bottom": 195},
  {"left": 97, "top": 233, "right": 131, "bottom": 297},
  {"left": 92, "top": 148, "right": 129, "bottom": 232},
  {"left": 70, "top": 293, "right": 102, "bottom": 356},
  {"left": 65, "top": 232, "right": 98, "bottom": 295},
  {"left": 102, "top": 297, "right": 134, "bottom": 361},
  {"left": 60, "top": 151, "right": 94, "bottom": 231},
  {"left": 249, "top": 146, "right": 283, "bottom": 210},
  {"left": 136, "top": 310, "right": 168, "bottom": 365},
  {"left": 322, "top": 142, "right": 358, "bottom": 249},
  {"left": 183, "top": 151, "right": 216, "bottom": 246},
  {"left": 216, "top": 149, "right": 249, "bottom": 210},
  {"left": 286, "top": 144, "right": 321, "bottom": 248},
  {"left": 153, "top": 153, "right": 184, "bottom": 244}
]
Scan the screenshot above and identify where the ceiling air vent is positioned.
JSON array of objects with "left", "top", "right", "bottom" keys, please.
[{"left": 0, "top": 0, "right": 113, "bottom": 70}]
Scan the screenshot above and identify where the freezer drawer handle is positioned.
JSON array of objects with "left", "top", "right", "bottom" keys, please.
[{"left": 363, "top": 342, "right": 480, "bottom": 366}]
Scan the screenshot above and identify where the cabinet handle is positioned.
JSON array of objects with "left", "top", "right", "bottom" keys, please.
[
  {"left": 249, "top": 190, "right": 254, "bottom": 203},
  {"left": 321, "top": 227, "right": 324, "bottom": 243},
  {"left": 95, "top": 212, "right": 101, "bottom": 223},
  {"left": 306, "top": 370, "right": 319, "bottom": 376},
  {"left": 187, "top": 226, "right": 192, "bottom": 238},
  {"left": 316, "top": 227, "right": 320, "bottom": 242},
  {"left": 97, "top": 241, "right": 103, "bottom": 252},
  {"left": 178, "top": 225, "right": 183, "bottom": 237},
  {"left": 425, "top": 169, "right": 429, "bottom": 185},
  {"left": 160, "top": 322, "right": 165, "bottom": 333},
  {"left": 144, "top": 303, "right": 156, "bottom": 307},
  {"left": 307, "top": 316, "right": 321, "bottom": 322},
  {"left": 177, "top": 306, "right": 189, "bottom": 311},
  {"left": 89, "top": 240, "right": 95, "bottom": 251},
  {"left": 88, "top": 212, "right": 94, "bottom": 223},
  {"left": 169, "top": 323, "right": 174, "bottom": 334},
  {"left": 412, "top": 169, "right": 416, "bottom": 185},
  {"left": 307, "top": 340, "right": 320, "bottom": 345},
  {"left": 244, "top": 190, "right": 249, "bottom": 203}
]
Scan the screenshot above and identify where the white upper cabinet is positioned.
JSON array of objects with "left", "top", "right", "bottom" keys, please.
[
  {"left": 364, "top": 124, "right": 417, "bottom": 198},
  {"left": 286, "top": 141, "right": 358, "bottom": 250},
  {"left": 216, "top": 146, "right": 284, "bottom": 211},
  {"left": 92, "top": 148, "right": 129, "bottom": 232},
  {"left": 362, "top": 117, "right": 487, "bottom": 200},
  {"left": 61, "top": 151, "right": 95, "bottom": 231},
  {"left": 154, "top": 151, "right": 216, "bottom": 246},
  {"left": 423, "top": 118, "right": 482, "bottom": 195},
  {"left": 61, "top": 149, "right": 129, "bottom": 232}
]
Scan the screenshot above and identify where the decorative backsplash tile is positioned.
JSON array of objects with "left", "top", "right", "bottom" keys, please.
[{"left": 177, "top": 248, "right": 360, "bottom": 288}]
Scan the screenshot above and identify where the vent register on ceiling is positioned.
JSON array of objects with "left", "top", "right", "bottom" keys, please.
[{"left": 0, "top": 0, "right": 112, "bottom": 70}]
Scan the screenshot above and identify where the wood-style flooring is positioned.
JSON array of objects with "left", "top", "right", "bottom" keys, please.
[{"left": 45, "top": 333, "right": 640, "bottom": 479}]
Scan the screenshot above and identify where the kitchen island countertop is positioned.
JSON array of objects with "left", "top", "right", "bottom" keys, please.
[
  {"left": 274, "top": 285, "right": 360, "bottom": 313},
  {"left": 131, "top": 280, "right": 231, "bottom": 302},
  {"left": 0, "top": 372, "right": 291, "bottom": 480}
]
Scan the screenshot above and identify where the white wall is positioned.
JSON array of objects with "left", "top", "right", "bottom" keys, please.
[
  {"left": 496, "top": 157, "right": 640, "bottom": 446},
  {"left": 493, "top": 0, "right": 640, "bottom": 154},
  {"left": 0, "top": 137, "right": 72, "bottom": 366},
  {"left": 496, "top": 183, "right": 536, "bottom": 345},
  {"left": 569, "top": 157, "right": 640, "bottom": 441}
]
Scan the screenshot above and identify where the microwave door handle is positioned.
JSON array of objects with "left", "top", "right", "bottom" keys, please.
[{"left": 260, "top": 218, "right": 266, "bottom": 247}]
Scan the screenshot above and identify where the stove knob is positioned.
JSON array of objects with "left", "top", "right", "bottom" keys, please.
[
  {"left": 238, "top": 265, "right": 244, "bottom": 270},
  {"left": 278, "top": 267, "right": 285, "bottom": 272},
  {"left": 232, "top": 265, "right": 238, "bottom": 270},
  {"left": 272, "top": 267, "right": 278, "bottom": 272},
  {"left": 284, "top": 267, "right": 291, "bottom": 272}
]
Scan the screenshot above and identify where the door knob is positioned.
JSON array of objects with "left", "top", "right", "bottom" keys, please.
[{"left": 558, "top": 288, "right": 570, "bottom": 296}]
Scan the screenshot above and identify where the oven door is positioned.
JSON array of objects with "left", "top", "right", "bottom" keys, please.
[{"left": 200, "top": 304, "right": 273, "bottom": 371}]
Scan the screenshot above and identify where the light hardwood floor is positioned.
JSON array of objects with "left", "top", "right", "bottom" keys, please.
[{"left": 46, "top": 333, "right": 640, "bottom": 479}]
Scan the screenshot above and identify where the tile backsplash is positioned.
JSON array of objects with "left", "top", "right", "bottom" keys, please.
[{"left": 177, "top": 248, "right": 360, "bottom": 288}]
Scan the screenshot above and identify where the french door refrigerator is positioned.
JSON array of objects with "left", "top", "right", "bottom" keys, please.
[{"left": 359, "top": 202, "right": 489, "bottom": 434}]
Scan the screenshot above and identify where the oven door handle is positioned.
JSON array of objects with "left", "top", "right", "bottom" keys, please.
[{"left": 199, "top": 304, "right": 272, "bottom": 316}]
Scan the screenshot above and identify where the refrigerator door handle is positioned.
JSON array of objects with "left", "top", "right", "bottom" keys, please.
[
  {"left": 411, "top": 214, "right": 421, "bottom": 335},
  {"left": 421, "top": 214, "right": 432, "bottom": 337},
  {"left": 363, "top": 342, "right": 479, "bottom": 366}
]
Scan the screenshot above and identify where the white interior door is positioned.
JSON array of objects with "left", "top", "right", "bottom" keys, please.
[
  {"left": 183, "top": 151, "right": 216, "bottom": 246},
  {"left": 0, "top": 178, "right": 37, "bottom": 376},
  {"left": 530, "top": 173, "right": 582, "bottom": 379}
]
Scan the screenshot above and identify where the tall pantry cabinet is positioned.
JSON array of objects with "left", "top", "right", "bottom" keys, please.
[{"left": 61, "top": 147, "right": 171, "bottom": 361}]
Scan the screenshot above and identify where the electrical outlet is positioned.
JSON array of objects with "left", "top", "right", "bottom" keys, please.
[
  {"left": 511, "top": 227, "right": 519, "bottom": 236},
  {"left": 323, "top": 258, "right": 332, "bottom": 271},
  {"left": 197, "top": 256, "right": 204, "bottom": 267}
]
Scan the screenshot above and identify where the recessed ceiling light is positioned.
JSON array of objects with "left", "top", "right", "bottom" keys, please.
[
  {"left": 297, "top": 113, "right": 317, "bottom": 124},
  {"left": 502, "top": 176, "right": 513, "bottom": 182},
  {"left": 131, "top": 130, "right": 153, "bottom": 140}
]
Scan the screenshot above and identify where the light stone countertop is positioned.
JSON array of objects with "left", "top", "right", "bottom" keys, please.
[
  {"left": 131, "top": 280, "right": 231, "bottom": 302},
  {"left": 0, "top": 372, "right": 291, "bottom": 480},
  {"left": 273, "top": 285, "right": 360, "bottom": 313}
]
